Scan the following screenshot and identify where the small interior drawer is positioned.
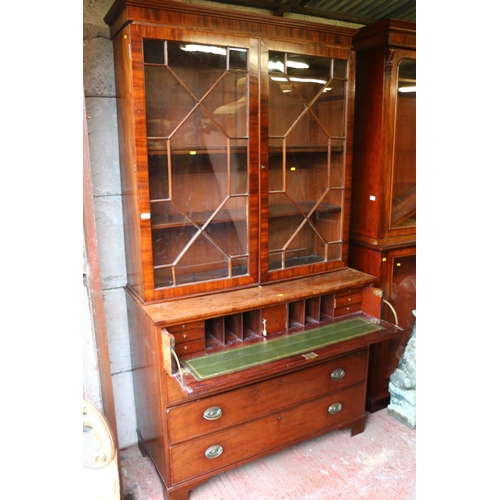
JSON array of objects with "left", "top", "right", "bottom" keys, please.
[
  {"left": 335, "top": 292, "right": 363, "bottom": 308},
  {"left": 172, "top": 326, "right": 205, "bottom": 344},
  {"left": 167, "top": 321, "right": 205, "bottom": 333},
  {"left": 334, "top": 304, "right": 362, "bottom": 317},
  {"left": 335, "top": 287, "right": 363, "bottom": 298},
  {"left": 176, "top": 338, "right": 206, "bottom": 356}
]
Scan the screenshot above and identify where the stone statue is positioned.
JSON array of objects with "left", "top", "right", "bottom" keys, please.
[{"left": 387, "top": 310, "right": 416, "bottom": 429}]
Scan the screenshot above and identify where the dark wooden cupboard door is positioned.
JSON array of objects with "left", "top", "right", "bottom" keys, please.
[
  {"left": 260, "top": 41, "right": 355, "bottom": 282},
  {"left": 127, "top": 25, "right": 260, "bottom": 301}
]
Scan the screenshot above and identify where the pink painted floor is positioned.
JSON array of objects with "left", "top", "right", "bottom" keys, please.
[{"left": 120, "top": 409, "right": 416, "bottom": 499}]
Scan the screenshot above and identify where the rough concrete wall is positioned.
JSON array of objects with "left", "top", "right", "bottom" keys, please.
[{"left": 83, "top": 0, "right": 136, "bottom": 449}]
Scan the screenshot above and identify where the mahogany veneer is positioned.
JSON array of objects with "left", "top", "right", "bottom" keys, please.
[{"left": 104, "top": 2, "right": 403, "bottom": 497}]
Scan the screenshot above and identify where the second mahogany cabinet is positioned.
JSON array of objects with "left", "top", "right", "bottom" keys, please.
[{"left": 349, "top": 19, "right": 416, "bottom": 412}]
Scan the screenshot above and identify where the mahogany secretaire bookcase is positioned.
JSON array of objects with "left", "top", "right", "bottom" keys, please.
[
  {"left": 349, "top": 19, "right": 416, "bottom": 412},
  {"left": 104, "top": 2, "right": 401, "bottom": 498}
]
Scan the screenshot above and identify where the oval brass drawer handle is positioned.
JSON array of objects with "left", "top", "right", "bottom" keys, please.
[
  {"left": 205, "top": 444, "right": 224, "bottom": 459},
  {"left": 328, "top": 402, "right": 343, "bottom": 415},
  {"left": 203, "top": 406, "right": 223, "bottom": 421},
  {"left": 330, "top": 368, "right": 345, "bottom": 380}
]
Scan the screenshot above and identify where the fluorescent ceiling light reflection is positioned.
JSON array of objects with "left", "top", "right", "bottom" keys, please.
[
  {"left": 270, "top": 76, "right": 327, "bottom": 85},
  {"left": 290, "top": 77, "right": 327, "bottom": 84},
  {"left": 399, "top": 86, "right": 416, "bottom": 93},
  {"left": 269, "top": 61, "right": 285, "bottom": 72},
  {"left": 181, "top": 44, "right": 226, "bottom": 55},
  {"left": 287, "top": 61, "right": 309, "bottom": 69},
  {"left": 269, "top": 61, "right": 310, "bottom": 72}
]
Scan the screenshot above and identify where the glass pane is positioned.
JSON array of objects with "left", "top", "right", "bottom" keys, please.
[
  {"left": 231, "top": 256, "right": 248, "bottom": 276},
  {"left": 212, "top": 196, "right": 248, "bottom": 256},
  {"left": 229, "top": 48, "right": 247, "bottom": 70},
  {"left": 330, "top": 151, "right": 345, "bottom": 188},
  {"left": 170, "top": 152, "right": 227, "bottom": 225},
  {"left": 176, "top": 232, "right": 229, "bottom": 285},
  {"left": 311, "top": 79, "right": 346, "bottom": 138},
  {"left": 150, "top": 200, "right": 190, "bottom": 227},
  {"left": 143, "top": 39, "right": 250, "bottom": 289},
  {"left": 152, "top": 225, "right": 198, "bottom": 267},
  {"left": 148, "top": 154, "right": 169, "bottom": 200},
  {"left": 286, "top": 54, "right": 330, "bottom": 105},
  {"left": 284, "top": 221, "right": 325, "bottom": 267},
  {"left": 312, "top": 189, "right": 343, "bottom": 243},
  {"left": 143, "top": 39, "right": 165, "bottom": 64},
  {"left": 208, "top": 74, "right": 248, "bottom": 139},
  {"left": 333, "top": 59, "right": 347, "bottom": 79},
  {"left": 385, "top": 253, "right": 416, "bottom": 377},
  {"left": 390, "top": 254, "right": 416, "bottom": 333},
  {"left": 144, "top": 66, "right": 196, "bottom": 138},
  {"left": 230, "top": 146, "right": 248, "bottom": 194},
  {"left": 167, "top": 41, "right": 226, "bottom": 100},
  {"left": 268, "top": 76, "right": 304, "bottom": 136},
  {"left": 267, "top": 50, "right": 348, "bottom": 271},
  {"left": 391, "top": 58, "right": 416, "bottom": 229}
]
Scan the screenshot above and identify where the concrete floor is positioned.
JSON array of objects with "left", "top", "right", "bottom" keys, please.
[{"left": 119, "top": 408, "right": 416, "bottom": 499}]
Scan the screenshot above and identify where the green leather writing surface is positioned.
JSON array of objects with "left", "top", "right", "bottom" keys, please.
[{"left": 183, "top": 317, "right": 382, "bottom": 380}]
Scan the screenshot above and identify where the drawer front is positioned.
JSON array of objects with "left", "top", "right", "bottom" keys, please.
[
  {"left": 335, "top": 292, "right": 362, "bottom": 309},
  {"left": 335, "top": 287, "right": 363, "bottom": 298},
  {"left": 170, "top": 382, "right": 365, "bottom": 484},
  {"left": 172, "top": 326, "right": 205, "bottom": 344},
  {"left": 167, "top": 321, "right": 204, "bottom": 334},
  {"left": 167, "top": 350, "right": 368, "bottom": 444},
  {"left": 335, "top": 303, "right": 362, "bottom": 317},
  {"left": 176, "top": 338, "right": 206, "bottom": 356}
]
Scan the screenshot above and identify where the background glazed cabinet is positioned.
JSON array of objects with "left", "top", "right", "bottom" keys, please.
[
  {"left": 104, "top": 2, "right": 402, "bottom": 499},
  {"left": 349, "top": 19, "right": 416, "bottom": 412}
]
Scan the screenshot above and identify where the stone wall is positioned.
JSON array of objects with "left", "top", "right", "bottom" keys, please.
[{"left": 83, "top": 0, "right": 136, "bottom": 449}]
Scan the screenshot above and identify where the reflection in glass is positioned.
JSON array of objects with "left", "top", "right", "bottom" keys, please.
[{"left": 391, "top": 58, "right": 416, "bottom": 229}]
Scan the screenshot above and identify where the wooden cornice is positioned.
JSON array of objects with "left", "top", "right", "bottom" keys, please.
[{"left": 104, "top": 0, "right": 359, "bottom": 39}]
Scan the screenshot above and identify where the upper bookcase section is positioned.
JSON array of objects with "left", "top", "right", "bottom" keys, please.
[{"left": 105, "top": 0, "right": 358, "bottom": 303}]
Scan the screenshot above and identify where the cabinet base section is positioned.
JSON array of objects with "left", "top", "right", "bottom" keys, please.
[{"left": 160, "top": 414, "right": 366, "bottom": 500}]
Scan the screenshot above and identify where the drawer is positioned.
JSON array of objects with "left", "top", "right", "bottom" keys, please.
[
  {"left": 167, "top": 350, "right": 368, "bottom": 444},
  {"left": 335, "top": 287, "right": 363, "bottom": 298},
  {"left": 335, "top": 292, "right": 362, "bottom": 309},
  {"left": 172, "top": 326, "right": 205, "bottom": 344},
  {"left": 169, "top": 382, "right": 365, "bottom": 484},
  {"left": 167, "top": 321, "right": 204, "bottom": 334},
  {"left": 335, "top": 289, "right": 363, "bottom": 317},
  {"left": 176, "top": 338, "right": 206, "bottom": 356},
  {"left": 335, "top": 303, "right": 362, "bottom": 317}
]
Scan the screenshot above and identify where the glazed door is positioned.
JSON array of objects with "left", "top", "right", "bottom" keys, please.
[
  {"left": 260, "top": 40, "right": 355, "bottom": 282},
  {"left": 388, "top": 53, "right": 416, "bottom": 235},
  {"left": 131, "top": 25, "right": 259, "bottom": 300}
]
